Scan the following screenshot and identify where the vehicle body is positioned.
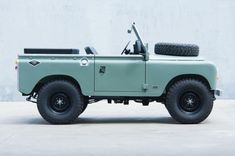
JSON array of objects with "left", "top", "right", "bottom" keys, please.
[{"left": 16, "top": 23, "right": 221, "bottom": 124}]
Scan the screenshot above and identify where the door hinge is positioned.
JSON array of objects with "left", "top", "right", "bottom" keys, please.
[{"left": 142, "top": 84, "right": 149, "bottom": 90}]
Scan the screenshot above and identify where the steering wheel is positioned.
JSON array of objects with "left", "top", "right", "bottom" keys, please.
[{"left": 121, "top": 41, "right": 131, "bottom": 55}]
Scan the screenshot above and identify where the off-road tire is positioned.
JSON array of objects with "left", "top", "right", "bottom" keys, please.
[
  {"left": 37, "top": 80, "right": 84, "bottom": 124},
  {"left": 155, "top": 43, "right": 199, "bottom": 56},
  {"left": 165, "top": 79, "right": 213, "bottom": 124}
]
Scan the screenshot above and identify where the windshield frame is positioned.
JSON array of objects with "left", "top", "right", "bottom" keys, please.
[{"left": 130, "top": 23, "right": 149, "bottom": 60}]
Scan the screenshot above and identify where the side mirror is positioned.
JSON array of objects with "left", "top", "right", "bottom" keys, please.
[
  {"left": 127, "top": 29, "right": 132, "bottom": 34},
  {"left": 145, "top": 43, "right": 148, "bottom": 51},
  {"left": 141, "top": 43, "right": 149, "bottom": 61}
]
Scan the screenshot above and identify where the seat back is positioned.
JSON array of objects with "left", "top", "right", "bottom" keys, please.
[
  {"left": 133, "top": 40, "right": 142, "bottom": 54},
  {"left": 84, "top": 46, "right": 98, "bottom": 55}
]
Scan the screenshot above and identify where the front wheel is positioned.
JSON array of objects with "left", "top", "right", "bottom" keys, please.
[
  {"left": 165, "top": 79, "right": 213, "bottom": 124},
  {"left": 37, "top": 80, "right": 84, "bottom": 124}
]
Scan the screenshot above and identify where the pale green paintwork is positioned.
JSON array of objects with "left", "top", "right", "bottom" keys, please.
[
  {"left": 146, "top": 55, "right": 216, "bottom": 96},
  {"left": 95, "top": 56, "right": 145, "bottom": 92},
  {"left": 18, "top": 53, "right": 217, "bottom": 97},
  {"left": 18, "top": 54, "right": 95, "bottom": 95}
]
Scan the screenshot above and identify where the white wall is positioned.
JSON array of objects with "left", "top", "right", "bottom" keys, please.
[{"left": 0, "top": 0, "right": 234, "bottom": 100}]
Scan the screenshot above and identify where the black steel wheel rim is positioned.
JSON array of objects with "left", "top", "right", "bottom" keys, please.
[
  {"left": 49, "top": 92, "right": 71, "bottom": 113},
  {"left": 179, "top": 92, "right": 201, "bottom": 112}
]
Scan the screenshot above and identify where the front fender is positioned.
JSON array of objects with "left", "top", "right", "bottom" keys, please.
[{"left": 146, "top": 60, "right": 217, "bottom": 96}]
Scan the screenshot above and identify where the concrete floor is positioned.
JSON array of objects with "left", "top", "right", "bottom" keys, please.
[{"left": 0, "top": 100, "right": 235, "bottom": 156}]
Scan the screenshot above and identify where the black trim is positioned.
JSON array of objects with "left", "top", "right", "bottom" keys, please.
[{"left": 24, "top": 49, "right": 79, "bottom": 54}]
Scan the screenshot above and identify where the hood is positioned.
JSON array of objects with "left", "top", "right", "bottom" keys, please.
[{"left": 149, "top": 54, "right": 205, "bottom": 61}]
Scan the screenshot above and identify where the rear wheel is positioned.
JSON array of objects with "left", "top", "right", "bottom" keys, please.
[
  {"left": 37, "top": 80, "right": 84, "bottom": 124},
  {"left": 165, "top": 79, "right": 213, "bottom": 124}
]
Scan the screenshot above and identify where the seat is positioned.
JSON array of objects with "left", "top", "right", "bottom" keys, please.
[
  {"left": 133, "top": 40, "right": 142, "bottom": 54},
  {"left": 84, "top": 46, "right": 98, "bottom": 55}
]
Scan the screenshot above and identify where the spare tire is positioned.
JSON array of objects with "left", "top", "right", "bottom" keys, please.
[{"left": 155, "top": 43, "right": 199, "bottom": 56}]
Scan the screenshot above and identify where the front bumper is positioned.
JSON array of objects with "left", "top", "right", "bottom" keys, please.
[{"left": 214, "top": 89, "right": 222, "bottom": 96}]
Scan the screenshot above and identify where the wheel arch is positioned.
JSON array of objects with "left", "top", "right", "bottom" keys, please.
[
  {"left": 32, "top": 75, "right": 83, "bottom": 95},
  {"left": 164, "top": 74, "right": 211, "bottom": 94}
]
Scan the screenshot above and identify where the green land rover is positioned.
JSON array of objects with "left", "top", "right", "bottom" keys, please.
[{"left": 16, "top": 23, "right": 221, "bottom": 124}]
